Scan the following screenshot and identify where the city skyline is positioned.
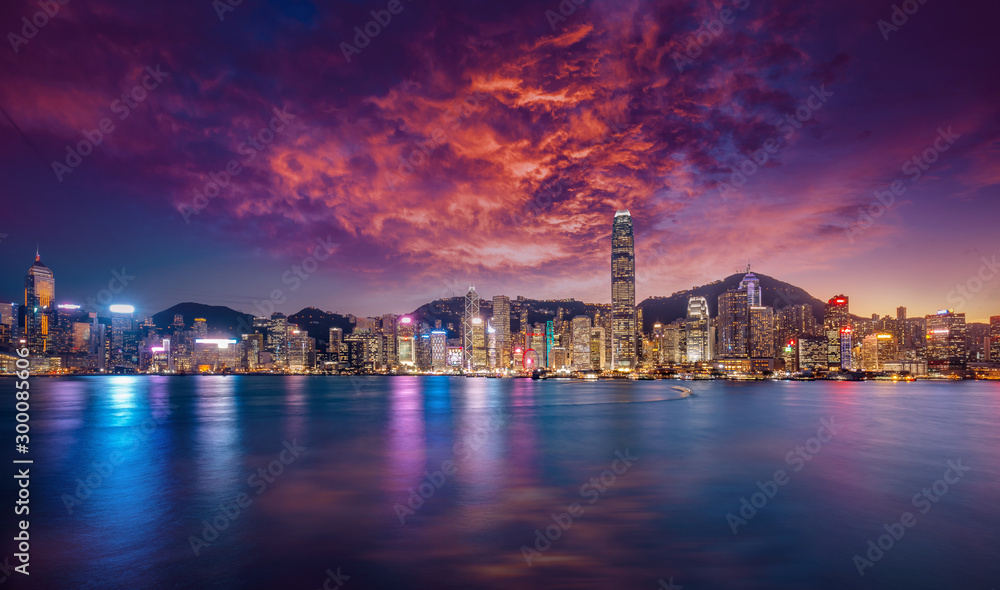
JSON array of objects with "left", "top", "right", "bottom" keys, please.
[
  {"left": 5, "top": 242, "right": 999, "bottom": 324},
  {"left": 1, "top": 0, "right": 998, "bottom": 321},
  {"left": 5, "top": 210, "right": 996, "bottom": 377}
]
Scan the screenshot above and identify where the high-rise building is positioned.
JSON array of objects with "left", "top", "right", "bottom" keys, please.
[
  {"left": 571, "top": 316, "right": 592, "bottom": 371},
  {"left": 749, "top": 306, "right": 775, "bottom": 358},
  {"left": 839, "top": 327, "right": 854, "bottom": 370},
  {"left": 823, "top": 296, "right": 851, "bottom": 369},
  {"left": 397, "top": 316, "right": 415, "bottom": 366},
  {"left": 861, "top": 333, "right": 897, "bottom": 371},
  {"left": 110, "top": 304, "right": 136, "bottom": 369},
  {"left": 739, "top": 268, "right": 761, "bottom": 307},
  {"left": 463, "top": 287, "right": 480, "bottom": 370},
  {"left": 718, "top": 288, "right": 748, "bottom": 358},
  {"left": 611, "top": 210, "right": 636, "bottom": 369},
  {"left": 662, "top": 322, "right": 684, "bottom": 364},
  {"left": 685, "top": 296, "right": 712, "bottom": 362},
  {"left": 776, "top": 304, "right": 817, "bottom": 345},
  {"left": 925, "top": 310, "right": 967, "bottom": 371},
  {"left": 431, "top": 330, "right": 447, "bottom": 369},
  {"left": 328, "top": 327, "right": 343, "bottom": 367},
  {"left": 590, "top": 326, "right": 606, "bottom": 370},
  {"left": 472, "top": 318, "right": 487, "bottom": 370},
  {"left": 824, "top": 295, "right": 850, "bottom": 330},
  {"left": 24, "top": 250, "right": 55, "bottom": 355},
  {"left": 0, "top": 302, "right": 19, "bottom": 350},
  {"left": 991, "top": 316, "right": 1000, "bottom": 363},
  {"left": 492, "top": 295, "right": 511, "bottom": 368},
  {"left": 242, "top": 333, "right": 264, "bottom": 370},
  {"left": 797, "top": 336, "right": 827, "bottom": 371},
  {"left": 268, "top": 313, "right": 288, "bottom": 366}
]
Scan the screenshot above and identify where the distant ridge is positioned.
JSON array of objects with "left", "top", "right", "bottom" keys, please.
[
  {"left": 151, "top": 302, "right": 255, "bottom": 334},
  {"left": 637, "top": 272, "right": 827, "bottom": 332},
  {"left": 149, "top": 273, "right": 831, "bottom": 341}
]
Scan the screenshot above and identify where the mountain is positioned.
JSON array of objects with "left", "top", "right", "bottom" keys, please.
[
  {"left": 151, "top": 302, "right": 255, "bottom": 335},
  {"left": 638, "top": 273, "right": 828, "bottom": 332},
  {"left": 287, "top": 307, "right": 355, "bottom": 344},
  {"left": 149, "top": 273, "right": 831, "bottom": 339},
  {"left": 407, "top": 297, "right": 604, "bottom": 337}
]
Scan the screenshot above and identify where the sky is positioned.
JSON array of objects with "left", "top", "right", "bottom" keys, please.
[{"left": 0, "top": 0, "right": 998, "bottom": 322}]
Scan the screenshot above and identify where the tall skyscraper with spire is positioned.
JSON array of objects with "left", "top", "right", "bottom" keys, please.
[
  {"left": 739, "top": 266, "right": 761, "bottom": 307},
  {"left": 685, "top": 296, "right": 712, "bottom": 362},
  {"left": 24, "top": 248, "right": 55, "bottom": 354},
  {"left": 611, "top": 210, "right": 636, "bottom": 369},
  {"left": 463, "top": 286, "right": 480, "bottom": 370}
]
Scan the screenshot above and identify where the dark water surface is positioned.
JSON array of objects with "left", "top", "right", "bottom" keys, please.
[{"left": 5, "top": 376, "right": 999, "bottom": 589}]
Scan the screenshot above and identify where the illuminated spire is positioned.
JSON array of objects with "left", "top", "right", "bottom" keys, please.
[{"left": 35, "top": 242, "right": 40, "bottom": 262}]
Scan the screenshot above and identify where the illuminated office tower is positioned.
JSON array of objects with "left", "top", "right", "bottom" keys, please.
[
  {"left": 472, "top": 318, "right": 487, "bottom": 369},
  {"left": 397, "top": 316, "right": 415, "bottom": 366},
  {"left": 268, "top": 313, "right": 288, "bottom": 366},
  {"left": 839, "top": 327, "right": 853, "bottom": 370},
  {"left": 463, "top": 287, "right": 480, "bottom": 370},
  {"left": 381, "top": 314, "right": 398, "bottom": 368},
  {"left": 662, "top": 322, "right": 684, "bottom": 364},
  {"left": 824, "top": 295, "right": 850, "bottom": 330},
  {"left": 685, "top": 296, "right": 711, "bottom": 362},
  {"left": 611, "top": 210, "right": 636, "bottom": 369},
  {"left": 797, "top": 336, "right": 827, "bottom": 371},
  {"left": 329, "top": 327, "right": 343, "bottom": 367},
  {"left": 24, "top": 249, "right": 55, "bottom": 354},
  {"left": 823, "top": 296, "right": 850, "bottom": 369},
  {"left": 925, "top": 310, "right": 967, "bottom": 371},
  {"left": 287, "top": 329, "right": 314, "bottom": 371},
  {"left": 110, "top": 304, "right": 136, "bottom": 369},
  {"left": 492, "top": 295, "right": 511, "bottom": 367},
  {"left": 652, "top": 322, "right": 664, "bottom": 363},
  {"left": 861, "top": 334, "right": 897, "bottom": 371},
  {"left": 749, "top": 306, "right": 775, "bottom": 358},
  {"left": 431, "top": 330, "right": 447, "bottom": 369},
  {"left": 0, "top": 302, "right": 19, "bottom": 349},
  {"left": 590, "top": 327, "right": 606, "bottom": 370},
  {"left": 486, "top": 319, "right": 498, "bottom": 368},
  {"left": 739, "top": 267, "right": 761, "bottom": 307},
  {"left": 991, "top": 316, "right": 1000, "bottom": 362},
  {"left": 571, "top": 316, "right": 592, "bottom": 371},
  {"left": 718, "top": 288, "right": 748, "bottom": 358},
  {"left": 776, "top": 304, "right": 817, "bottom": 346},
  {"left": 242, "top": 333, "right": 264, "bottom": 370},
  {"left": 194, "top": 318, "right": 208, "bottom": 339}
]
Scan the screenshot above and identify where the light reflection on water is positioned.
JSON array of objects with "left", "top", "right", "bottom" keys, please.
[{"left": 9, "top": 376, "right": 1000, "bottom": 589}]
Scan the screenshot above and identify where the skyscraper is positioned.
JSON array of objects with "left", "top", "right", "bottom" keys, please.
[
  {"left": 740, "top": 268, "right": 761, "bottom": 307},
  {"left": 430, "top": 330, "right": 447, "bottom": 369},
  {"left": 749, "top": 306, "right": 775, "bottom": 358},
  {"left": 24, "top": 249, "right": 55, "bottom": 354},
  {"left": 685, "top": 296, "right": 711, "bottom": 362},
  {"left": 991, "top": 316, "right": 999, "bottom": 363},
  {"left": 492, "top": 295, "right": 511, "bottom": 368},
  {"left": 110, "top": 304, "right": 136, "bottom": 369},
  {"left": 925, "top": 310, "right": 967, "bottom": 371},
  {"left": 824, "top": 295, "right": 850, "bottom": 369},
  {"left": 861, "top": 334, "right": 897, "bottom": 371},
  {"left": 718, "top": 288, "right": 748, "bottom": 358},
  {"left": 611, "top": 210, "right": 636, "bottom": 369},
  {"left": 571, "top": 315, "right": 592, "bottom": 371},
  {"left": 463, "top": 286, "right": 480, "bottom": 370}
]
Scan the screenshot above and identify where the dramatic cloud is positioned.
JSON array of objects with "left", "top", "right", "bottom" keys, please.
[{"left": 0, "top": 0, "right": 997, "bottom": 318}]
